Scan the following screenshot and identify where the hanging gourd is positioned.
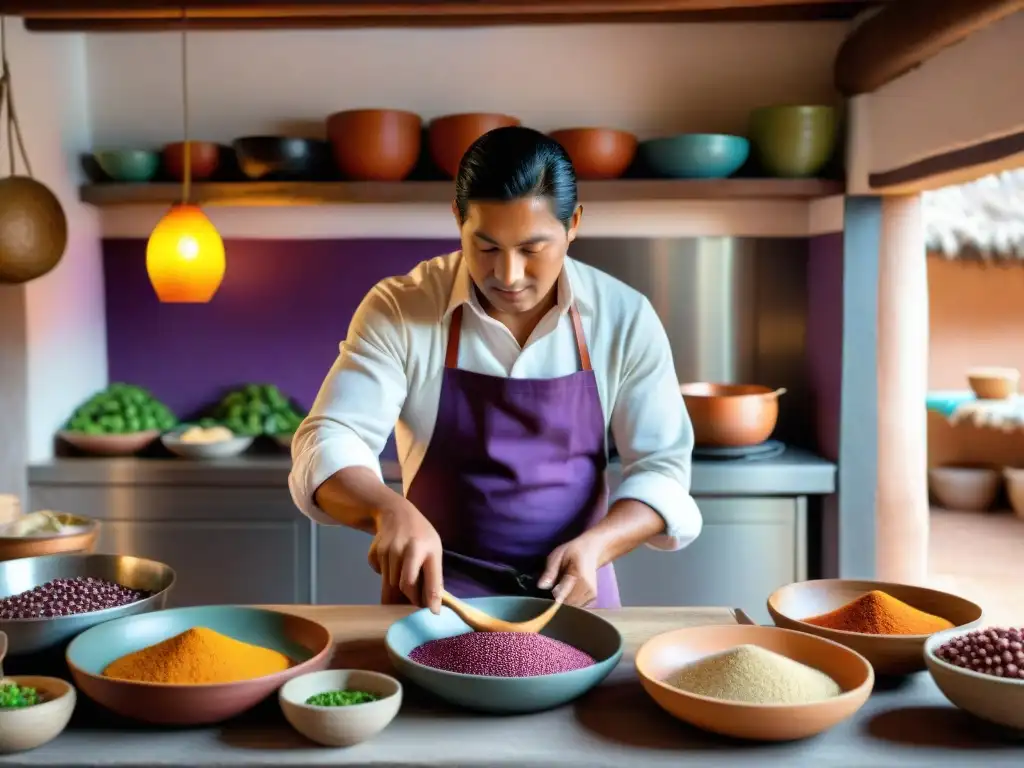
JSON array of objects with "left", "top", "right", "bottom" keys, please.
[{"left": 0, "top": 17, "right": 67, "bottom": 284}]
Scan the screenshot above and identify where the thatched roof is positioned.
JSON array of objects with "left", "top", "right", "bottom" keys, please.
[{"left": 924, "top": 169, "right": 1024, "bottom": 260}]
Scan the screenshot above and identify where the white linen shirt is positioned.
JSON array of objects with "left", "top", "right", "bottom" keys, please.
[{"left": 289, "top": 251, "right": 702, "bottom": 552}]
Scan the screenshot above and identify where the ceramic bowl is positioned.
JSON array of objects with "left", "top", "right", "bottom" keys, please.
[
  {"left": 160, "top": 429, "right": 254, "bottom": 460},
  {"left": 280, "top": 669, "right": 402, "bottom": 747},
  {"left": 0, "top": 553, "right": 176, "bottom": 657},
  {"left": 679, "top": 382, "right": 784, "bottom": 447},
  {"left": 93, "top": 149, "right": 159, "bottom": 183},
  {"left": 162, "top": 141, "right": 221, "bottom": 181},
  {"left": 0, "top": 676, "right": 76, "bottom": 754},
  {"left": 428, "top": 113, "right": 522, "bottom": 179},
  {"left": 326, "top": 109, "right": 423, "bottom": 181},
  {"left": 768, "top": 579, "right": 984, "bottom": 675},
  {"left": 925, "top": 625, "right": 1024, "bottom": 730},
  {"left": 635, "top": 624, "right": 873, "bottom": 741},
  {"left": 232, "top": 136, "right": 333, "bottom": 181},
  {"left": 967, "top": 367, "right": 1019, "bottom": 400},
  {"left": 928, "top": 466, "right": 1001, "bottom": 511},
  {"left": 385, "top": 596, "right": 622, "bottom": 714},
  {"left": 639, "top": 134, "right": 749, "bottom": 179},
  {"left": 748, "top": 105, "right": 838, "bottom": 178},
  {"left": 1003, "top": 467, "right": 1024, "bottom": 518},
  {"left": 57, "top": 430, "right": 160, "bottom": 457},
  {"left": 0, "top": 516, "right": 99, "bottom": 563},
  {"left": 66, "top": 605, "right": 332, "bottom": 725},
  {"left": 549, "top": 127, "right": 637, "bottom": 180}
]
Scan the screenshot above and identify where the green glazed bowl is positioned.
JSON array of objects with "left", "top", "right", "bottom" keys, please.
[
  {"left": 748, "top": 105, "right": 838, "bottom": 178},
  {"left": 386, "top": 596, "right": 623, "bottom": 714},
  {"left": 93, "top": 149, "right": 160, "bottom": 182}
]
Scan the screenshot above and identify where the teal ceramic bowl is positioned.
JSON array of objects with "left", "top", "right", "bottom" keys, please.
[
  {"left": 640, "top": 134, "right": 750, "bottom": 179},
  {"left": 66, "top": 605, "right": 332, "bottom": 725},
  {"left": 748, "top": 105, "right": 838, "bottom": 178},
  {"left": 93, "top": 149, "right": 160, "bottom": 182},
  {"left": 386, "top": 596, "right": 622, "bottom": 714}
]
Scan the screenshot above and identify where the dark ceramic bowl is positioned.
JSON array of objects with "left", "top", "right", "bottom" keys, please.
[
  {"left": 326, "top": 109, "right": 422, "bottom": 181},
  {"left": 66, "top": 605, "right": 332, "bottom": 725},
  {"left": 232, "top": 136, "right": 333, "bottom": 181},
  {"left": 640, "top": 134, "right": 750, "bottom": 179},
  {"left": 162, "top": 141, "right": 221, "bottom": 181},
  {"left": 93, "top": 150, "right": 160, "bottom": 183}
]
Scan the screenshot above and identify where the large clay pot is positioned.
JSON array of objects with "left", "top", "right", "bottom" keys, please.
[
  {"left": 679, "top": 383, "right": 787, "bottom": 447},
  {"left": 428, "top": 113, "right": 521, "bottom": 179},
  {"left": 162, "top": 141, "right": 221, "bottom": 181},
  {"left": 549, "top": 128, "right": 637, "bottom": 180},
  {"left": 0, "top": 176, "right": 68, "bottom": 284},
  {"left": 326, "top": 109, "right": 422, "bottom": 182}
]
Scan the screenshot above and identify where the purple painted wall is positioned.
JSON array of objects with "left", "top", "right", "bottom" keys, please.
[
  {"left": 806, "top": 233, "right": 843, "bottom": 462},
  {"left": 103, "top": 238, "right": 458, "bottom": 419}
]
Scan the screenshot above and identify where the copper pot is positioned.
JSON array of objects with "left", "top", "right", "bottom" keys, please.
[
  {"left": 162, "top": 141, "right": 221, "bottom": 181},
  {"left": 326, "top": 109, "right": 423, "bottom": 181},
  {"left": 428, "top": 112, "right": 521, "bottom": 179},
  {"left": 549, "top": 127, "right": 637, "bottom": 180},
  {"left": 679, "top": 383, "right": 787, "bottom": 447}
]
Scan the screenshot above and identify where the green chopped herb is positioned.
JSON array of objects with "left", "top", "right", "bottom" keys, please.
[
  {"left": 305, "top": 689, "right": 381, "bottom": 707},
  {"left": 0, "top": 683, "right": 40, "bottom": 709}
]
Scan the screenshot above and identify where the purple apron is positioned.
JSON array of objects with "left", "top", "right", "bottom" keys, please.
[{"left": 383, "top": 300, "right": 621, "bottom": 609}]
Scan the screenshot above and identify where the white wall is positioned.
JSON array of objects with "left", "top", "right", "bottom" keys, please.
[{"left": 11, "top": 23, "right": 107, "bottom": 462}]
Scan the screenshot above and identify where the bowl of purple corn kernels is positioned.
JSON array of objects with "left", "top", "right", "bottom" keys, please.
[
  {"left": 0, "top": 553, "right": 175, "bottom": 656},
  {"left": 925, "top": 625, "right": 1024, "bottom": 731}
]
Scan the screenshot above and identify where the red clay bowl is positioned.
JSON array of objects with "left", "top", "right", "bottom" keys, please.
[
  {"left": 66, "top": 605, "right": 332, "bottom": 725},
  {"left": 326, "top": 109, "right": 423, "bottom": 181},
  {"left": 549, "top": 127, "right": 637, "bottom": 180},
  {"left": 162, "top": 141, "right": 220, "bottom": 181},
  {"left": 428, "top": 112, "right": 521, "bottom": 179}
]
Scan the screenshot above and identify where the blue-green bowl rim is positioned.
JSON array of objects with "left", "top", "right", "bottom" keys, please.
[
  {"left": 92, "top": 149, "right": 159, "bottom": 159},
  {"left": 641, "top": 133, "right": 749, "bottom": 145},
  {"left": 386, "top": 599, "right": 624, "bottom": 683},
  {"left": 65, "top": 604, "right": 333, "bottom": 690}
]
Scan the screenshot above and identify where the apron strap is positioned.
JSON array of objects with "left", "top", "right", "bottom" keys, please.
[{"left": 444, "top": 302, "right": 593, "bottom": 372}]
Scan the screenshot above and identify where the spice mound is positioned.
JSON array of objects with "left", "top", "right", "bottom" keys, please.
[
  {"left": 0, "top": 682, "right": 40, "bottom": 709},
  {"left": 803, "top": 590, "right": 954, "bottom": 635},
  {"left": 102, "top": 627, "right": 292, "bottom": 684},
  {"left": 935, "top": 627, "right": 1024, "bottom": 679},
  {"left": 0, "top": 577, "right": 152, "bottom": 619},
  {"left": 667, "top": 644, "right": 842, "bottom": 705},
  {"left": 306, "top": 689, "right": 382, "bottom": 707},
  {"left": 409, "top": 632, "right": 595, "bottom": 677}
]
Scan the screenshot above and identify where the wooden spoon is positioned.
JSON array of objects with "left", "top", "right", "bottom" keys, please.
[{"left": 441, "top": 590, "right": 562, "bottom": 634}]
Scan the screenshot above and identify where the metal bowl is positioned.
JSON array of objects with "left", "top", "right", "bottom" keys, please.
[
  {"left": 161, "top": 430, "right": 254, "bottom": 460},
  {"left": 0, "top": 553, "right": 176, "bottom": 656}
]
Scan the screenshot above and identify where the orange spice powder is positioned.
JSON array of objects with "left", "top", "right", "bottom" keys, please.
[{"left": 803, "top": 590, "right": 954, "bottom": 635}]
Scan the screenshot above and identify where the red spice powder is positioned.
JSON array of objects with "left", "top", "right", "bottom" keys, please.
[{"left": 803, "top": 590, "right": 954, "bottom": 635}]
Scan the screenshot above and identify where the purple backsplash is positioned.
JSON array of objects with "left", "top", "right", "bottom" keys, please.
[
  {"left": 806, "top": 233, "right": 843, "bottom": 462},
  {"left": 103, "top": 238, "right": 458, "bottom": 420}
]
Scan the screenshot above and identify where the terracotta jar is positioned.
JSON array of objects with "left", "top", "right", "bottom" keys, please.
[
  {"left": 162, "top": 141, "right": 220, "bottom": 181},
  {"left": 326, "top": 109, "right": 423, "bottom": 182},
  {"left": 428, "top": 113, "right": 521, "bottom": 179},
  {"left": 549, "top": 128, "right": 637, "bottom": 180}
]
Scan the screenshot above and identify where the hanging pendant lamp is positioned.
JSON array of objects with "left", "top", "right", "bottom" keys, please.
[{"left": 146, "top": 9, "right": 224, "bottom": 303}]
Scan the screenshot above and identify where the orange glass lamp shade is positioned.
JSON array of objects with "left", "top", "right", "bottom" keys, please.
[{"left": 146, "top": 204, "right": 225, "bottom": 303}]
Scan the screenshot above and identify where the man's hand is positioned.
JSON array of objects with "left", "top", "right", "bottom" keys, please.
[
  {"left": 537, "top": 533, "right": 604, "bottom": 607},
  {"left": 368, "top": 501, "right": 444, "bottom": 614}
]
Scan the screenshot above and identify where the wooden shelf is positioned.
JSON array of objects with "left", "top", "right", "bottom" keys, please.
[{"left": 80, "top": 179, "right": 844, "bottom": 208}]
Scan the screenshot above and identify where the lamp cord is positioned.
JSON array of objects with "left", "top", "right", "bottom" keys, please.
[
  {"left": 0, "top": 16, "right": 33, "bottom": 178},
  {"left": 180, "top": 7, "right": 191, "bottom": 204}
]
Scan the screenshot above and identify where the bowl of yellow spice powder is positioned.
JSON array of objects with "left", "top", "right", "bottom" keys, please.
[
  {"left": 768, "top": 579, "right": 983, "bottom": 675},
  {"left": 279, "top": 669, "right": 402, "bottom": 747},
  {"left": 65, "top": 605, "right": 332, "bottom": 725}
]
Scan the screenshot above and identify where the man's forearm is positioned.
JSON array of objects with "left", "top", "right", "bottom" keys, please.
[
  {"left": 583, "top": 499, "right": 666, "bottom": 567},
  {"left": 313, "top": 466, "right": 408, "bottom": 534}
]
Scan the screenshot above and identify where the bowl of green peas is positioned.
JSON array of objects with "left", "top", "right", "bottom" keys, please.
[
  {"left": 279, "top": 669, "right": 402, "bottom": 747},
  {"left": 0, "top": 676, "right": 76, "bottom": 753}
]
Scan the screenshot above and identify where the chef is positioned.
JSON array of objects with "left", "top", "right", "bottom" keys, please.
[{"left": 290, "top": 126, "right": 701, "bottom": 613}]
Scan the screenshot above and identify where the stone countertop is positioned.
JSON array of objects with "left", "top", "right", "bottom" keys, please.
[
  {"left": 27, "top": 446, "right": 836, "bottom": 496},
  {"left": 0, "top": 605, "right": 1015, "bottom": 767}
]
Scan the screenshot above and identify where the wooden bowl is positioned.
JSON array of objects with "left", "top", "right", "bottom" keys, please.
[
  {"left": 279, "top": 669, "right": 402, "bottom": 747},
  {"left": 925, "top": 625, "right": 1024, "bottom": 730},
  {"left": 66, "top": 605, "right": 332, "bottom": 725},
  {"left": 1003, "top": 467, "right": 1024, "bottom": 518},
  {"left": 162, "top": 141, "right": 220, "bottom": 181},
  {"left": 549, "top": 128, "right": 637, "bottom": 180},
  {"left": 428, "top": 113, "right": 521, "bottom": 179},
  {"left": 0, "top": 676, "right": 76, "bottom": 754},
  {"left": 679, "top": 383, "right": 785, "bottom": 447},
  {"left": 326, "top": 109, "right": 422, "bottom": 181},
  {"left": 767, "top": 579, "right": 984, "bottom": 675},
  {"left": 57, "top": 430, "right": 160, "bottom": 457},
  {"left": 967, "top": 367, "right": 1019, "bottom": 400},
  {"left": 928, "top": 466, "right": 1000, "bottom": 511},
  {"left": 635, "top": 624, "right": 873, "bottom": 741},
  {"left": 0, "top": 517, "right": 98, "bottom": 562}
]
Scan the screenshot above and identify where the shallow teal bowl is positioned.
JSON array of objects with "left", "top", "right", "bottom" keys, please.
[
  {"left": 640, "top": 134, "right": 750, "bottom": 179},
  {"left": 385, "top": 596, "right": 622, "bottom": 714},
  {"left": 93, "top": 149, "right": 160, "bottom": 182},
  {"left": 66, "top": 605, "right": 332, "bottom": 725}
]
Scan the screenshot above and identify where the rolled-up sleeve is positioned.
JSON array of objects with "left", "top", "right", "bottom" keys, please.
[
  {"left": 289, "top": 285, "right": 408, "bottom": 525},
  {"left": 609, "top": 297, "right": 702, "bottom": 552}
]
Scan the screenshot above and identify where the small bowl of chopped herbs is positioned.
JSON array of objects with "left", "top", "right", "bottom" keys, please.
[
  {"left": 0, "top": 676, "right": 76, "bottom": 754},
  {"left": 279, "top": 669, "right": 402, "bottom": 747}
]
